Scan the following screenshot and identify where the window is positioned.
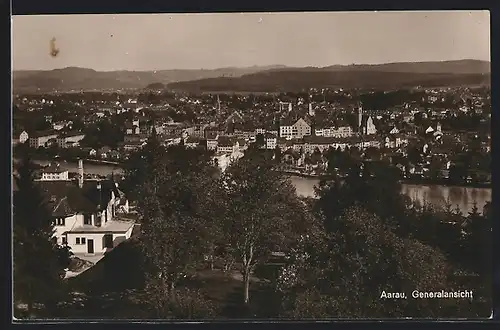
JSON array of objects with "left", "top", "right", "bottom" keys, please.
[
  {"left": 75, "top": 237, "right": 86, "bottom": 245},
  {"left": 84, "top": 214, "right": 92, "bottom": 225},
  {"left": 62, "top": 237, "right": 67, "bottom": 245},
  {"left": 55, "top": 218, "right": 65, "bottom": 226},
  {"left": 104, "top": 234, "right": 113, "bottom": 248}
]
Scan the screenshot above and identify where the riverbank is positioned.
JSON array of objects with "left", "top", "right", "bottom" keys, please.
[
  {"left": 281, "top": 169, "right": 491, "bottom": 189},
  {"left": 81, "top": 158, "right": 121, "bottom": 166},
  {"left": 281, "top": 170, "right": 330, "bottom": 179},
  {"left": 23, "top": 158, "right": 491, "bottom": 190},
  {"left": 401, "top": 177, "right": 491, "bottom": 189},
  {"left": 16, "top": 157, "right": 490, "bottom": 215}
]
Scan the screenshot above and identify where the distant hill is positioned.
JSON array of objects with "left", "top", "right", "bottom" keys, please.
[
  {"left": 13, "top": 60, "right": 490, "bottom": 93},
  {"left": 12, "top": 65, "right": 288, "bottom": 93},
  {"left": 168, "top": 60, "right": 490, "bottom": 92},
  {"left": 145, "top": 82, "right": 166, "bottom": 90},
  {"left": 263, "top": 59, "right": 491, "bottom": 75}
]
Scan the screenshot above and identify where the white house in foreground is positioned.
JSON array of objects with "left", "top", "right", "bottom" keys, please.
[{"left": 32, "top": 160, "right": 133, "bottom": 255}]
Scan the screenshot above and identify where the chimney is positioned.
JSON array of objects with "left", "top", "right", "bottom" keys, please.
[
  {"left": 78, "top": 159, "right": 84, "bottom": 188},
  {"left": 96, "top": 181, "right": 102, "bottom": 210}
]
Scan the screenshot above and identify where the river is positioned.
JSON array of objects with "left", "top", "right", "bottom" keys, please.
[
  {"left": 291, "top": 176, "right": 491, "bottom": 215},
  {"left": 28, "top": 159, "right": 491, "bottom": 215}
]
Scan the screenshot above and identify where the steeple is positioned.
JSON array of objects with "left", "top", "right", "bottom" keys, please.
[
  {"left": 358, "top": 103, "right": 363, "bottom": 129},
  {"left": 308, "top": 103, "right": 315, "bottom": 117}
]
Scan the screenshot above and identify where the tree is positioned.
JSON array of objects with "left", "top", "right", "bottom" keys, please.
[
  {"left": 464, "top": 202, "right": 491, "bottom": 275},
  {"left": 140, "top": 195, "right": 205, "bottom": 301},
  {"left": 317, "top": 158, "right": 410, "bottom": 234},
  {"left": 223, "top": 154, "right": 309, "bottom": 305},
  {"left": 281, "top": 205, "right": 452, "bottom": 318},
  {"left": 428, "top": 156, "right": 444, "bottom": 180},
  {"left": 122, "top": 129, "right": 165, "bottom": 199},
  {"left": 255, "top": 133, "right": 265, "bottom": 149},
  {"left": 13, "top": 155, "right": 69, "bottom": 317},
  {"left": 274, "top": 145, "right": 282, "bottom": 164},
  {"left": 133, "top": 144, "right": 224, "bottom": 316}
]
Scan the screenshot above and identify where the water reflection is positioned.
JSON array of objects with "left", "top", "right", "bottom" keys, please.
[
  {"left": 293, "top": 177, "right": 491, "bottom": 215},
  {"left": 26, "top": 159, "right": 490, "bottom": 215}
]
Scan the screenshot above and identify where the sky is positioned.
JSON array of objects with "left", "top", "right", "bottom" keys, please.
[{"left": 12, "top": 11, "right": 490, "bottom": 71}]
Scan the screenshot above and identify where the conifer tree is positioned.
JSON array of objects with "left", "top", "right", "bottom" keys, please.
[{"left": 13, "top": 155, "right": 67, "bottom": 317}]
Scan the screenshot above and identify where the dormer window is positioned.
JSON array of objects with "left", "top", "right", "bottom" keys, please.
[
  {"left": 83, "top": 214, "right": 92, "bottom": 225},
  {"left": 55, "top": 218, "right": 65, "bottom": 226}
]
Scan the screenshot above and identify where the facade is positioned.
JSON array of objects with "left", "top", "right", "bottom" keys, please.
[
  {"left": 206, "top": 131, "right": 219, "bottom": 150},
  {"left": 57, "top": 132, "right": 85, "bottom": 148},
  {"left": 255, "top": 128, "right": 266, "bottom": 135},
  {"left": 19, "top": 131, "right": 29, "bottom": 143},
  {"left": 123, "top": 141, "right": 146, "bottom": 151},
  {"left": 389, "top": 127, "right": 400, "bottom": 135},
  {"left": 29, "top": 130, "right": 59, "bottom": 148},
  {"left": 33, "top": 161, "right": 133, "bottom": 255},
  {"left": 264, "top": 133, "right": 277, "bottom": 150},
  {"left": 125, "top": 123, "right": 140, "bottom": 135},
  {"left": 315, "top": 126, "right": 353, "bottom": 138},
  {"left": 217, "top": 136, "right": 239, "bottom": 154},
  {"left": 184, "top": 136, "right": 202, "bottom": 148},
  {"left": 12, "top": 130, "right": 29, "bottom": 145},
  {"left": 192, "top": 124, "right": 208, "bottom": 138},
  {"left": 39, "top": 163, "right": 69, "bottom": 181},
  {"left": 280, "top": 117, "right": 312, "bottom": 140}
]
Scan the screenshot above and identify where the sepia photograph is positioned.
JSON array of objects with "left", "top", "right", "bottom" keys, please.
[{"left": 11, "top": 11, "right": 491, "bottom": 320}]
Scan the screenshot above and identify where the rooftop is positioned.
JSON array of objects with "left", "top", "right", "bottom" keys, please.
[
  {"left": 42, "top": 163, "right": 67, "bottom": 174},
  {"left": 69, "top": 219, "right": 135, "bottom": 234}
]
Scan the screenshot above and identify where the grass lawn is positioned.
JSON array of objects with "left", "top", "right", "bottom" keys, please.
[{"left": 63, "top": 239, "right": 284, "bottom": 319}]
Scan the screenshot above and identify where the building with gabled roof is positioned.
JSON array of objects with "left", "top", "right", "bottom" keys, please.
[
  {"left": 29, "top": 130, "right": 59, "bottom": 148},
  {"left": 40, "top": 163, "right": 69, "bottom": 181},
  {"left": 30, "top": 160, "right": 133, "bottom": 256},
  {"left": 279, "top": 116, "right": 312, "bottom": 140}
]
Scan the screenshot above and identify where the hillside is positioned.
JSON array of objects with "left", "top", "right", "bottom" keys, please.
[
  {"left": 12, "top": 65, "right": 288, "bottom": 93},
  {"left": 168, "top": 60, "right": 490, "bottom": 92},
  {"left": 264, "top": 59, "right": 491, "bottom": 75},
  {"left": 168, "top": 71, "right": 490, "bottom": 92},
  {"left": 13, "top": 60, "right": 490, "bottom": 93}
]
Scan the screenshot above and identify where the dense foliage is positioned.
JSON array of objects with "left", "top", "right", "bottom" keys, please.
[
  {"left": 19, "top": 133, "right": 490, "bottom": 319},
  {"left": 13, "top": 154, "right": 72, "bottom": 318}
]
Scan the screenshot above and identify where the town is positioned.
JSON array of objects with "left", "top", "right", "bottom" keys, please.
[
  {"left": 13, "top": 85, "right": 491, "bottom": 184},
  {"left": 12, "top": 11, "right": 492, "bottom": 321}
]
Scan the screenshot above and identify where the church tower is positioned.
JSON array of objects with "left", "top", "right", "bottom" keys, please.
[
  {"left": 358, "top": 103, "right": 363, "bottom": 130},
  {"left": 308, "top": 103, "right": 315, "bottom": 117}
]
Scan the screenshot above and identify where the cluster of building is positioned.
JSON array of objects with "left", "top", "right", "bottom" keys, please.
[
  {"left": 13, "top": 86, "right": 491, "bottom": 181},
  {"left": 13, "top": 129, "right": 86, "bottom": 149}
]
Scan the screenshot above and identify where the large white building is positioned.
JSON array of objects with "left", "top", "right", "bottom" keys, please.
[
  {"left": 217, "top": 136, "right": 239, "bottom": 154},
  {"left": 279, "top": 117, "right": 312, "bottom": 140},
  {"left": 40, "top": 163, "right": 69, "bottom": 181},
  {"left": 315, "top": 126, "right": 353, "bottom": 138},
  {"left": 21, "top": 160, "right": 133, "bottom": 256},
  {"left": 56, "top": 132, "right": 85, "bottom": 148},
  {"left": 264, "top": 133, "right": 277, "bottom": 150},
  {"left": 29, "top": 130, "right": 59, "bottom": 148}
]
